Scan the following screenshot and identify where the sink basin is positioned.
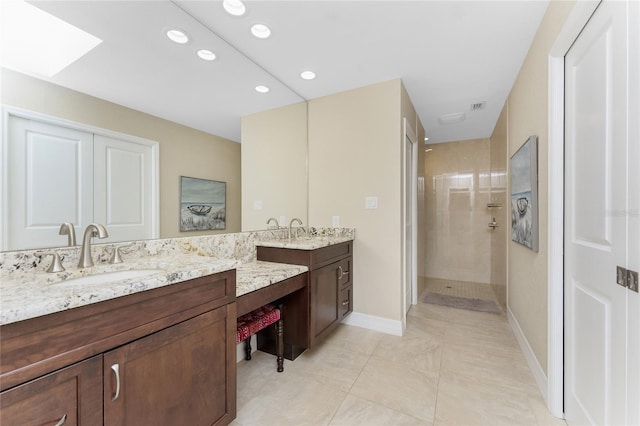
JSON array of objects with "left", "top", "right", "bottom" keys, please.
[{"left": 53, "top": 269, "right": 162, "bottom": 287}]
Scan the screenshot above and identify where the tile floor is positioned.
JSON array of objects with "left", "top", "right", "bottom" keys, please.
[{"left": 232, "top": 300, "right": 566, "bottom": 426}]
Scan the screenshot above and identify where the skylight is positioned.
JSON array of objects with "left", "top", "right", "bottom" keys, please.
[{"left": 1, "top": 0, "right": 102, "bottom": 78}]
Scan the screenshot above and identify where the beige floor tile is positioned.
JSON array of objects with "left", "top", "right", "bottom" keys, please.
[
  {"left": 405, "top": 312, "right": 448, "bottom": 337},
  {"left": 349, "top": 355, "right": 439, "bottom": 422},
  {"left": 236, "top": 352, "right": 280, "bottom": 411},
  {"left": 323, "top": 324, "right": 385, "bottom": 356},
  {"left": 372, "top": 332, "right": 443, "bottom": 375},
  {"left": 434, "top": 369, "right": 538, "bottom": 426},
  {"left": 284, "top": 342, "right": 370, "bottom": 392},
  {"left": 440, "top": 342, "right": 536, "bottom": 395},
  {"left": 235, "top": 368, "right": 347, "bottom": 426},
  {"left": 527, "top": 395, "right": 567, "bottom": 426},
  {"left": 444, "top": 322, "right": 521, "bottom": 355},
  {"left": 408, "top": 302, "right": 451, "bottom": 323},
  {"left": 235, "top": 297, "right": 558, "bottom": 426},
  {"left": 329, "top": 395, "right": 433, "bottom": 426}
]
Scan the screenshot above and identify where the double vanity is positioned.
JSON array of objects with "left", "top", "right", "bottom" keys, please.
[{"left": 0, "top": 229, "right": 354, "bottom": 425}]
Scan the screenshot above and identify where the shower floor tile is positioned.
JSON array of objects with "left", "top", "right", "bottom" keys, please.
[{"left": 423, "top": 277, "right": 500, "bottom": 303}]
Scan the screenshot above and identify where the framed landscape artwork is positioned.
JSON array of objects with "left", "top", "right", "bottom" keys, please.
[
  {"left": 510, "top": 135, "right": 538, "bottom": 252},
  {"left": 180, "top": 176, "right": 226, "bottom": 231}
]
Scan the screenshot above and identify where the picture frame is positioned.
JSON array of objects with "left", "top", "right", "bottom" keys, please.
[
  {"left": 180, "top": 176, "right": 226, "bottom": 231},
  {"left": 510, "top": 135, "right": 538, "bottom": 251}
]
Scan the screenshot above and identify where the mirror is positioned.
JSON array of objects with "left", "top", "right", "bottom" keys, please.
[{"left": 0, "top": 1, "right": 308, "bottom": 252}]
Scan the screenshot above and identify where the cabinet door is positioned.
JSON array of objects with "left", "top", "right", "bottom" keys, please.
[
  {"left": 0, "top": 355, "right": 102, "bottom": 426},
  {"left": 104, "top": 305, "right": 236, "bottom": 426},
  {"left": 310, "top": 262, "right": 340, "bottom": 345}
]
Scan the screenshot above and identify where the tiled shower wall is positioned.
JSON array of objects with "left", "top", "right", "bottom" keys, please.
[{"left": 424, "top": 138, "right": 492, "bottom": 284}]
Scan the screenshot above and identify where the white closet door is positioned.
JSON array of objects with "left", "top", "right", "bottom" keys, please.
[
  {"left": 4, "top": 115, "right": 93, "bottom": 250},
  {"left": 564, "top": 1, "right": 629, "bottom": 424},
  {"left": 93, "top": 134, "right": 156, "bottom": 243}
]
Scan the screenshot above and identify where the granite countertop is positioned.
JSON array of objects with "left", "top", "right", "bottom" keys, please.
[
  {"left": 0, "top": 234, "right": 349, "bottom": 326},
  {"left": 235, "top": 261, "right": 308, "bottom": 297},
  {"left": 0, "top": 254, "right": 240, "bottom": 326},
  {"left": 256, "top": 235, "right": 353, "bottom": 250}
]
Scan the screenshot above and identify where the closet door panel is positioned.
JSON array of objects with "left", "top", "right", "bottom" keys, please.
[
  {"left": 93, "top": 134, "right": 156, "bottom": 243},
  {"left": 4, "top": 116, "right": 93, "bottom": 250}
]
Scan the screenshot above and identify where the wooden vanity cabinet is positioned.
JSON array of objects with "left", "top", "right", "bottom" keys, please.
[
  {"left": 0, "top": 270, "right": 237, "bottom": 426},
  {"left": 257, "top": 241, "right": 353, "bottom": 348}
]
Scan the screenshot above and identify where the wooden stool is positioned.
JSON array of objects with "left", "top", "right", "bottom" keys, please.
[{"left": 236, "top": 304, "right": 284, "bottom": 372}]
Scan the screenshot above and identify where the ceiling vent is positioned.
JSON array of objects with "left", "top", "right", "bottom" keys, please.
[{"left": 470, "top": 101, "right": 486, "bottom": 111}]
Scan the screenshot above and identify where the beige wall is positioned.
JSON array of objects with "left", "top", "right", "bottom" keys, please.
[
  {"left": 504, "top": 0, "right": 576, "bottom": 374},
  {"left": 1, "top": 69, "right": 241, "bottom": 238},
  {"left": 241, "top": 102, "right": 308, "bottom": 231},
  {"left": 424, "top": 138, "right": 492, "bottom": 284},
  {"left": 308, "top": 79, "right": 406, "bottom": 321},
  {"left": 490, "top": 105, "right": 509, "bottom": 309}
]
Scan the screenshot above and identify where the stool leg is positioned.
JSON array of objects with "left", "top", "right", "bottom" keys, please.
[
  {"left": 276, "top": 315, "right": 284, "bottom": 372},
  {"left": 244, "top": 338, "right": 252, "bottom": 361}
]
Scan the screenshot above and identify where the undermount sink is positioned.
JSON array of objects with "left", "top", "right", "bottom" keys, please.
[{"left": 53, "top": 269, "right": 163, "bottom": 287}]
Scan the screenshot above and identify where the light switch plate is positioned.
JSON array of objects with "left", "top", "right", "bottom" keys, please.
[
  {"left": 365, "top": 196, "right": 378, "bottom": 209},
  {"left": 253, "top": 200, "right": 262, "bottom": 210}
]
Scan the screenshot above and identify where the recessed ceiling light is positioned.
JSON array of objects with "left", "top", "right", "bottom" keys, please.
[
  {"left": 255, "top": 85, "right": 270, "bottom": 93},
  {"left": 223, "top": 0, "right": 246, "bottom": 16},
  {"left": 166, "top": 29, "right": 189, "bottom": 44},
  {"left": 197, "top": 49, "right": 216, "bottom": 61},
  {"left": 251, "top": 24, "right": 271, "bottom": 39},
  {"left": 300, "top": 71, "right": 316, "bottom": 80}
]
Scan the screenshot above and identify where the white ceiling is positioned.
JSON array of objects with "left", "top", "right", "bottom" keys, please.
[{"left": 8, "top": 1, "right": 549, "bottom": 144}]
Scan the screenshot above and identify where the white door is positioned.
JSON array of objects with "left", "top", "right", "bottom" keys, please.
[
  {"left": 626, "top": 1, "right": 640, "bottom": 424},
  {"left": 94, "top": 134, "right": 156, "bottom": 243},
  {"left": 4, "top": 115, "right": 93, "bottom": 250},
  {"left": 564, "top": 1, "right": 629, "bottom": 424}
]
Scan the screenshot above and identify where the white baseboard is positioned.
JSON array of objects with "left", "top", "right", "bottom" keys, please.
[
  {"left": 341, "top": 311, "right": 403, "bottom": 336},
  {"left": 507, "top": 307, "right": 548, "bottom": 403}
]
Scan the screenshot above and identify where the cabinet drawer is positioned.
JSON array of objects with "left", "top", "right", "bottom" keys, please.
[
  {"left": 0, "top": 355, "right": 103, "bottom": 426},
  {"left": 309, "top": 242, "right": 352, "bottom": 269},
  {"left": 339, "top": 286, "right": 353, "bottom": 318},
  {"left": 337, "top": 258, "right": 352, "bottom": 288}
]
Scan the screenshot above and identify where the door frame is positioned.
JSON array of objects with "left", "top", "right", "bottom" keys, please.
[
  {"left": 547, "top": 0, "right": 601, "bottom": 417},
  {"left": 402, "top": 117, "right": 418, "bottom": 330}
]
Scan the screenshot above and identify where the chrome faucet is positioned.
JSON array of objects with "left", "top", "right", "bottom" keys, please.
[
  {"left": 78, "top": 224, "right": 109, "bottom": 268},
  {"left": 266, "top": 217, "right": 280, "bottom": 229},
  {"left": 288, "top": 218, "right": 303, "bottom": 240},
  {"left": 58, "top": 222, "right": 77, "bottom": 246}
]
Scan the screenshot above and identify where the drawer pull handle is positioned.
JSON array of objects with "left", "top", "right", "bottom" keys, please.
[
  {"left": 111, "top": 363, "right": 121, "bottom": 401},
  {"left": 54, "top": 414, "right": 67, "bottom": 426},
  {"left": 337, "top": 266, "right": 350, "bottom": 279},
  {"left": 342, "top": 300, "right": 350, "bottom": 306}
]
